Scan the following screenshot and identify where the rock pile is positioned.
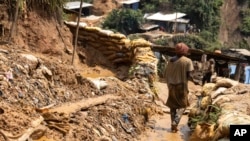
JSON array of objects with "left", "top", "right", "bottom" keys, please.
[{"left": 0, "top": 45, "right": 161, "bottom": 141}]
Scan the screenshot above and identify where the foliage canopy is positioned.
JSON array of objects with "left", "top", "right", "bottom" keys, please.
[{"left": 102, "top": 8, "right": 144, "bottom": 35}]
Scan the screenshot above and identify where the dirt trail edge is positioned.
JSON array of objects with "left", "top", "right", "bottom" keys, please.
[{"left": 138, "top": 81, "right": 191, "bottom": 141}]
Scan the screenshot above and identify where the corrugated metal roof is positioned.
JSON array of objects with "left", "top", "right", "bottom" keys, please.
[
  {"left": 64, "top": 1, "right": 93, "bottom": 10},
  {"left": 229, "top": 48, "right": 250, "bottom": 56},
  {"left": 120, "top": 0, "right": 140, "bottom": 4},
  {"left": 171, "top": 18, "right": 190, "bottom": 23},
  {"left": 146, "top": 12, "right": 187, "bottom": 22},
  {"left": 140, "top": 24, "right": 159, "bottom": 31}
]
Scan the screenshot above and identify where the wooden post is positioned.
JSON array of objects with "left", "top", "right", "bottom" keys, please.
[
  {"left": 248, "top": 68, "right": 250, "bottom": 84},
  {"left": 72, "top": 0, "right": 83, "bottom": 65},
  {"left": 174, "top": 12, "right": 177, "bottom": 34},
  {"left": 0, "top": 24, "right": 4, "bottom": 37},
  {"left": 234, "top": 63, "right": 241, "bottom": 81}
]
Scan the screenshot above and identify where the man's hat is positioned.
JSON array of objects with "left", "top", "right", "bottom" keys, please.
[{"left": 175, "top": 42, "right": 189, "bottom": 55}]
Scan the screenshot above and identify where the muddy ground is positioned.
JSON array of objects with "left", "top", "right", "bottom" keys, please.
[
  {"left": 0, "top": 0, "right": 248, "bottom": 140},
  {"left": 0, "top": 41, "right": 201, "bottom": 140},
  {"left": 0, "top": 42, "right": 163, "bottom": 141}
]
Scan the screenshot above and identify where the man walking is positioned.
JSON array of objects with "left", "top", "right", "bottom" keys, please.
[
  {"left": 202, "top": 58, "right": 215, "bottom": 85},
  {"left": 165, "top": 42, "right": 194, "bottom": 133}
]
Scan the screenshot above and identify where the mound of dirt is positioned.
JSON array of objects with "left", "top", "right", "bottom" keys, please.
[
  {"left": 0, "top": 41, "right": 162, "bottom": 140},
  {"left": 0, "top": 4, "right": 162, "bottom": 140},
  {"left": 92, "top": 0, "right": 122, "bottom": 16}
]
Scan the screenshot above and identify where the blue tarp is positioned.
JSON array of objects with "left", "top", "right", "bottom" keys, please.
[{"left": 229, "top": 65, "right": 250, "bottom": 84}]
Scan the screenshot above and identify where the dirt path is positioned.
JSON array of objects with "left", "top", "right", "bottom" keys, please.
[{"left": 138, "top": 81, "right": 191, "bottom": 141}]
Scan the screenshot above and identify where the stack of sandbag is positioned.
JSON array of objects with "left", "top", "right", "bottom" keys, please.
[
  {"left": 188, "top": 83, "right": 221, "bottom": 141},
  {"left": 188, "top": 78, "right": 239, "bottom": 128},
  {"left": 129, "top": 38, "right": 158, "bottom": 78},
  {"left": 65, "top": 22, "right": 132, "bottom": 64},
  {"left": 210, "top": 77, "right": 239, "bottom": 106},
  {"left": 208, "top": 78, "right": 250, "bottom": 140},
  {"left": 212, "top": 110, "right": 250, "bottom": 141},
  {"left": 65, "top": 22, "right": 158, "bottom": 79},
  {"left": 189, "top": 77, "right": 250, "bottom": 141},
  {"left": 188, "top": 83, "right": 215, "bottom": 130}
]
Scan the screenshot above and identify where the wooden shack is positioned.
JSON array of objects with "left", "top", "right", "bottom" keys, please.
[{"left": 151, "top": 45, "right": 250, "bottom": 81}]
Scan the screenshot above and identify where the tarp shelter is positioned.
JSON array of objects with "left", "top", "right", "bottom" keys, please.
[
  {"left": 64, "top": 1, "right": 93, "bottom": 10},
  {"left": 222, "top": 48, "right": 250, "bottom": 62},
  {"left": 145, "top": 12, "right": 190, "bottom": 33},
  {"left": 64, "top": 1, "right": 93, "bottom": 18},
  {"left": 119, "top": 0, "right": 140, "bottom": 9}
]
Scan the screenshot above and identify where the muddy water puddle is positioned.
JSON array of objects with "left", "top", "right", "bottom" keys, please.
[
  {"left": 138, "top": 81, "right": 191, "bottom": 141},
  {"left": 138, "top": 114, "right": 190, "bottom": 141}
]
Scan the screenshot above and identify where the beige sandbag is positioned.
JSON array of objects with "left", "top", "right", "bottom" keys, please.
[
  {"left": 118, "top": 46, "right": 130, "bottom": 52},
  {"left": 211, "top": 87, "right": 227, "bottom": 99},
  {"left": 96, "top": 46, "right": 111, "bottom": 51},
  {"left": 98, "top": 37, "right": 109, "bottom": 42},
  {"left": 189, "top": 107, "right": 202, "bottom": 118},
  {"left": 109, "top": 33, "right": 126, "bottom": 39},
  {"left": 78, "top": 35, "right": 95, "bottom": 41},
  {"left": 102, "top": 50, "right": 116, "bottom": 56},
  {"left": 189, "top": 123, "right": 216, "bottom": 141},
  {"left": 134, "top": 47, "right": 152, "bottom": 52},
  {"left": 215, "top": 78, "right": 238, "bottom": 89},
  {"left": 83, "top": 26, "right": 101, "bottom": 32},
  {"left": 87, "top": 42, "right": 102, "bottom": 49},
  {"left": 101, "top": 41, "right": 115, "bottom": 46},
  {"left": 212, "top": 111, "right": 250, "bottom": 141},
  {"left": 200, "top": 96, "right": 212, "bottom": 110},
  {"left": 134, "top": 54, "right": 156, "bottom": 61},
  {"left": 98, "top": 29, "right": 114, "bottom": 37},
  {"left": 212, "top": 95, "right": 231, "bottom": 106},
  {"left": 219, "top": 103, "right": 236, "bottom": 112},
  {"left": 120, "top": 38, "right": 131, "bottom": 48},
  {"left": 106, "top": 46, "right": 122, "bottom": 51},
  {"left": 107, "top": 54, "right": 118, "bottom": 60},
  {"left": 202, "top": 83, "right": 216, "bottom": 97},
  {"left": 133, "top": 56, "right": 158, "bottom": 62},
  {"left": 78, "top": 32, "right": 99, "bottom": 39},
  {"left": 133, "top": 47, "right": 152, "bottom": 56},
  {"left": 64, "top": 21, "right": 87, "bottom": 28},
  {"left": 110, "top": 38, "right": 127, "bottom": 45},
  {"left": 130, "top": 38, "right": 152, "bottom": 47}
]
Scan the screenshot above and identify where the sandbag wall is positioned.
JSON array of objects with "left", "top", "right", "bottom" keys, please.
[
  {"left": 65, "top": 21, "right": 158, "bottom": 77},
  {"left": 189, "top": 77, "right": 250, "bottom": 141}
]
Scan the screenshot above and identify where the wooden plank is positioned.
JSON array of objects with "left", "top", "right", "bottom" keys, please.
[{"left": 150, "top": 45, "right": 247, "bottom": 63}]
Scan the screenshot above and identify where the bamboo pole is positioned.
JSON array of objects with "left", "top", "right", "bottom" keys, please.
[
  {"left": 175, "top": 12, "right": 177, "bottom": 34},
  {"left": 72, "top": 0, "right": 83, "bottom": 65}
]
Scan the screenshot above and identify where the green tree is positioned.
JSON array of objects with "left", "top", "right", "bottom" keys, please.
[
  {"left": 171, "top": 0, "right": 223, "bottom": 41},
  {"left": 140, "top": 0, "right": 169, "bottom": 13},
  {"left": 240, "top": 8, "right": 250, "bottom": 36},
  {"left": 102, "top": 9, "right": 144, "bottom": 35},
  {"left": 240, "top": 17, "right": 250, "bottom": 35}
]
